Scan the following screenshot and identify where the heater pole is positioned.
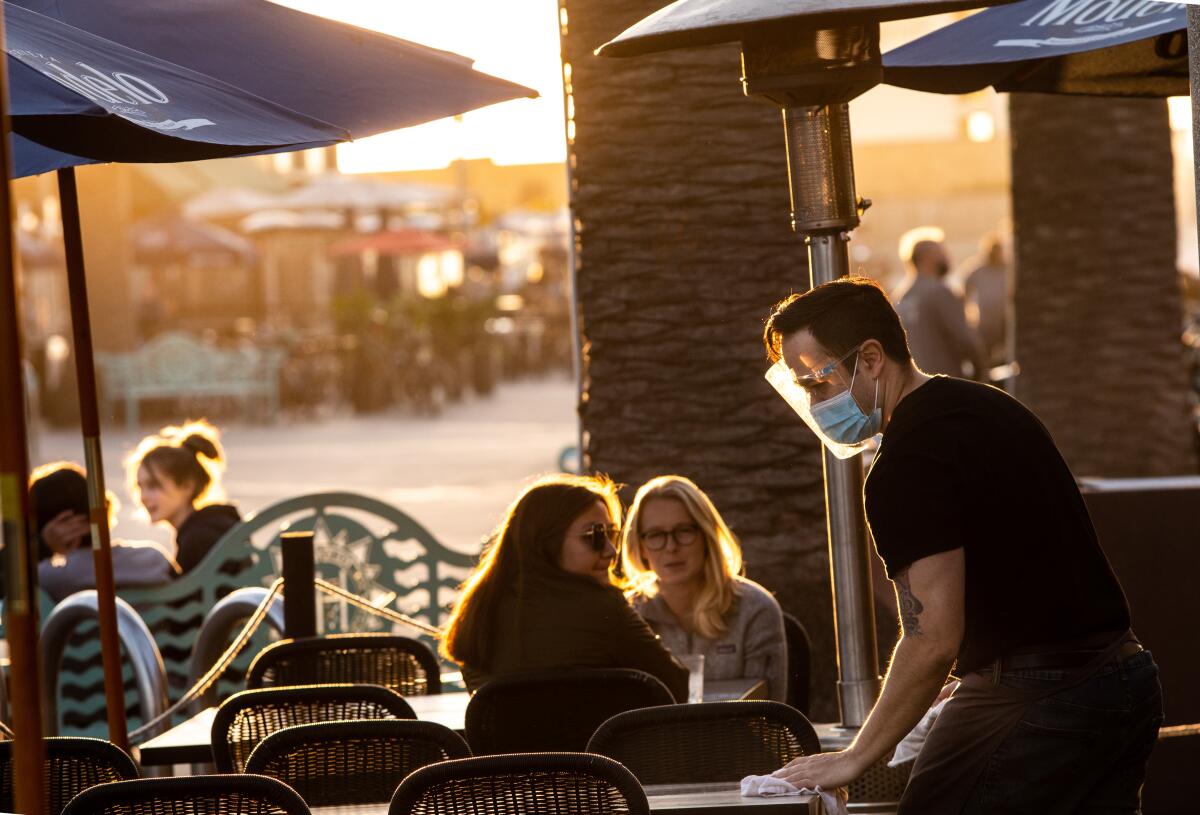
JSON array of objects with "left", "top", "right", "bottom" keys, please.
[{"left": 782, "top": 102, "right": 881, "bottom": 728}]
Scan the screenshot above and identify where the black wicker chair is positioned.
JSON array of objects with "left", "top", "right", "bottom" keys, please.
[
  {"left": 59, "top": 774, "right": 309, "bottom": 815},
  {"left": 465, "top": 669, "right": 674, "bottom": 755},
  {"left": 246, "top": 633, "right": 442, "bottom": 696},
  {"left": 0, "top": 737, "right": 138, "bottom": 815},
  {"left": 245, "top": 719, "right": 471, "bottom": 806},
  {"left": 782, "top": 613, "right": 813, "bottom": 715},
  {"left": 388, "top": 753, "right": 649, "bottom": 815},
  {"left": 212, "top": 683, "right": 417, "bottom": 772},
  {"left": 586, "top": 700, "right": 820, "bottom": 785}
]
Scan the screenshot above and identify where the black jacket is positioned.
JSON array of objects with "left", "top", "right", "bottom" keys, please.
[
  {"left": 175, "top": 504, "right": 241, "bottom": 573},
  {"left": 460, "top": 567, "right": 689, "bottom": 701}
]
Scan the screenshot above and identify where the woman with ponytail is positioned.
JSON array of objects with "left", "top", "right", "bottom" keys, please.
[{"left": 125, "top": 419, "right": 241, "bottom": 573}]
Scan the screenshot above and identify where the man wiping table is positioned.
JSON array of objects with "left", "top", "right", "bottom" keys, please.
[{"left": 761, "top": 277, "right": 1160, "bottom": 814}]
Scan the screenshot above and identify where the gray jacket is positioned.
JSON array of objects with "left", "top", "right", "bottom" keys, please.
[
  {"left": 894, "top": 274, "right": 988, "bottom": 378},
  {"left": 631, "top": 576, "right": 788, "bottom": 702},
  {"left": 38, "top": 540, "right": 177, "bottom": 602}
]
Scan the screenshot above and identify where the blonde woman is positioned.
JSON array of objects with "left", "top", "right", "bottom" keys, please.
[
  {"left": 125, "top": 419, "right": 240, "bottom": 573},
  {"left": 621, "top": 475, "right": 787, "bottom": 702}
]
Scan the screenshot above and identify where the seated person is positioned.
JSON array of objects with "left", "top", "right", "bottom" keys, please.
[
  {"left": 32, "top": 462, "right": 178, "bottom": 602},
  {"left": 442, "top": 473, "right": 688, "bottom": 700},
  {"left": 125, "top": 419, "right": 241, "bottom": 574},
  {"left": 621, "top": 475, "right": 788, "bottom": 702}
]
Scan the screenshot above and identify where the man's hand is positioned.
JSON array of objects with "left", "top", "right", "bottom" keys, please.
[
  {"left": 933, "top": 679, "right": 959, "bottom": 706},
  {"left": 41, "top": 510, "right": 88, "bottom": 556},
  {"left": 773, "top": 750, "right": 866, "bottom": 791}
]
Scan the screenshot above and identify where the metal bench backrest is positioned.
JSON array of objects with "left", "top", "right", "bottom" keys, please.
[{"left": 32, "top": 492, "right": 472, "bottom": 736}]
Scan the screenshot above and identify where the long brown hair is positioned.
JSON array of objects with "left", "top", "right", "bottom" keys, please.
[{"left": 440, "top": 473, "right": 621, "bottom": 667}]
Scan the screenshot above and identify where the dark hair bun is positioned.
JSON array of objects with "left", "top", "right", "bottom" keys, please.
[{"left": 181, "top": 434, "right": 220, "bottom": 460}]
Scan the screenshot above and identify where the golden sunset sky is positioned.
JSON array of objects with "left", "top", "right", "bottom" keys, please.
[{"left": 272, "top": 0, "right": 565, "bottom": 172}]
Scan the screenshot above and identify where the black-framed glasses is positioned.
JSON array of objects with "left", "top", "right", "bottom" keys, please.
[
  {"left": 640, "top": 523, "right": 700, "bottom": 551},
  {"left": 582, "top": 523, "right": 619, "bottom": 552}
]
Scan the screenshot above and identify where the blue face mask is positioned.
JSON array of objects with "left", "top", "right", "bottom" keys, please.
[{"left": 809, "top": 353, "right": 880, "bottom": 445}]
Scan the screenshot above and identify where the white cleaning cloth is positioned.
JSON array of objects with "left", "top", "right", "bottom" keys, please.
[
  {"left": 740, "top": 774, "right": 849, "bottom": 815},
  {"left": 889, "top": 697, "right": 950, "bottom": 767}
]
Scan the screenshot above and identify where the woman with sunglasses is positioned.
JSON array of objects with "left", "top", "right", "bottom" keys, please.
[
  {"left": 622, "top": 475, "right": 788, "bottom": 702},
  {"left": 441, "top": 473, "right": 688, "bottom": 700}
]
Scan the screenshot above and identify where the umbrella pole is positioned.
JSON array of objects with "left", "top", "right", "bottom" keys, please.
[
  {"left": 56, "top": 168, "right": 129, "bottom": 751},
  {"left": 0, "top": 10, "right": 49, "bottom": 815}
]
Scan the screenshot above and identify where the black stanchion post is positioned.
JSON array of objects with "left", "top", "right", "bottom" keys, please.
[{"left": 280, "top": 531, "right": 317, "bottom": 638}]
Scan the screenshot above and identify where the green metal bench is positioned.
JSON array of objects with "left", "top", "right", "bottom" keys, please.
[
  {"left": 96, "top": 332, "right": 285, "bottom": 430},
  {"left": 40, "top": 492, "right": 475, "bottom": 737}
]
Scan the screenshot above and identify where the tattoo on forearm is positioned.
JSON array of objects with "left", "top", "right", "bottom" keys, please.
[{"left": 896, "top": 570, "right": 925, "bottom": 636}]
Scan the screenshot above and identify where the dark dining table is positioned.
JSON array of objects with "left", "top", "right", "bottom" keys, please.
[
  {"left": 136, "top": 677, "right": 768, "bottom": 767},
  {"left": 307, "top": 782, "right": 824, "bottom": 815}
]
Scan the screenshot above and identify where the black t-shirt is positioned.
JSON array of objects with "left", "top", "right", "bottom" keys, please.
[{"left": 865, "top": 376, "right": 1130, "bottom": 673}]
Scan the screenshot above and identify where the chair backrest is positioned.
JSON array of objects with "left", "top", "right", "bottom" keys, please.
[
  {"left": 60, "top": 774, "right": 310, "bottom": 815},
  {"left": 0, "top": 737, "right": 138, "bottom": 815},
  {"left": 782, "top": 613, "right": 812, "bottom": 715},
  {"left": 465, "top": 669, "right": 673, "bottom": 755},
  {"left": 246, "top": 634, "right": 442, "bottom": 696},
  {"left": 245, "top": 719, "right": 471, "bottom": 806},
  {"left": 211, "top": 683, "right": 417, "bottom": 772},
  {"left": 389, "top": 753, "right": 649, "bottom": 815},
  {"left": 586, "top": 701, "right": 820, "bottom": 785}
]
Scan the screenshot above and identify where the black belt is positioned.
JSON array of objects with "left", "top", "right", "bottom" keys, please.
[{"left": 997, "top": 640, "right": 1143, "bottom": 672}]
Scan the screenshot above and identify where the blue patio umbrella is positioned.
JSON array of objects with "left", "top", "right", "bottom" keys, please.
[
  {"left": 883, "top": 0, "right": 1187, "bottom": 97},
  {"left": 3, "top": 3, "right": 351, "bottom": 172},
  {"left": 5, "top": 0, "right": 535, "bottom": 175},
  {"left": 0, "top": 1, "right": 535, "bottom": 770}
]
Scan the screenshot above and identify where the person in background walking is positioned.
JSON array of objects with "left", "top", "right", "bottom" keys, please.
[
  {"left": 893, "top": 227, "right": 989, "bottom": 380},
  {"left": 963, "top": 232, "right": 1012, "bottom": 369}
]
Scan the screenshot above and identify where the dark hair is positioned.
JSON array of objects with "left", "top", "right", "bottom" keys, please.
[
  {"left": 441, "top": 474, "right": 621, "bottom": 666},
  {"left": 763, "top": 277, "right": 912, "bottom": 366},
  {"left": 139, "top": 429, "right": 222, "bottom": 501},
  {"left": 30, "top": 463, "right": 89, "bottom": 559}
]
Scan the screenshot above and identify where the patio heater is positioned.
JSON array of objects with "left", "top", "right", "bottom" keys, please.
[{"left": 599, "top": 0, "right": 1012, "bottom": 736}]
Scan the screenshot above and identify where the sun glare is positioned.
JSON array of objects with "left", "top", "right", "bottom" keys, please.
[{"left": 269, "top": 0, "right": 566, "bottom": 172}]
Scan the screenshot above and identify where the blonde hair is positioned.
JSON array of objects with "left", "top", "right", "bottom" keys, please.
[
  {"left": 620, "top": 475, "right": 743, "bottom": 640},
  {"left": 125, "top": 419, "right": 227, "bottom": 518}
]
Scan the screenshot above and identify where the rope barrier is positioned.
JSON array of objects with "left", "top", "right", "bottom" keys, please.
[
  {"left": 125, "top": 577, "right": 444, "bottom": 744},
  {"left": 314, "top": 578, "right": 444, "bottom": 638}
]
